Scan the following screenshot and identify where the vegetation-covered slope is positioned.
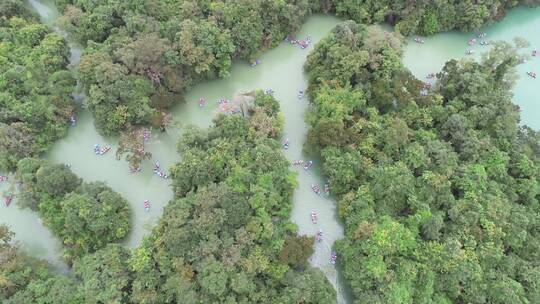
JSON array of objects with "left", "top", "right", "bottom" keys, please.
[
  {"left": 0, "top": 0, "right": 75, "bottom": 170},
  {"left": 305, "top": 21, "right": 540, "bottom": 303}
]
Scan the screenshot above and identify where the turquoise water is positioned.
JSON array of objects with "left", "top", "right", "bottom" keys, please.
[
  {"left": 403, "top": 6, "right": 540, "bottom": 129},
  {"left": 2, "top": 1, "right": 538, "bottom": 302}
]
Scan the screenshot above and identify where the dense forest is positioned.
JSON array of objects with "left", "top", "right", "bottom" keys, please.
[
  {"left": 2, "top": 93, "right": 336, "bottom": 303},
  {"left": 305, "top": 21, "right": 540, "bottom": 303},
  {"left": 0, "top": 0, "right": 75, "bottom": 171},
  {"left": 15, "top": 157, "right": 131, "bottom": 263},
  {"left": 53, "top": 0, "right": 540, "bottom": 136},
  {"left": 325, "top": 0, "right": 540, "bottom": 35},
  {"left": 3, "top": 1, "right": 540, "bottom": 304}
]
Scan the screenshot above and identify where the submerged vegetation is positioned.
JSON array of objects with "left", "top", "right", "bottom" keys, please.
[
  {"left": 306, "top": 21, "right": 540, "bottom": 303},
  {"left": 0, "top": 0, "right": 75, "bottom": 170}
]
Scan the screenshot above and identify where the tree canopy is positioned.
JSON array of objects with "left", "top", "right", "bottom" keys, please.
[
  {"left": 15, "top": 158, "right": 131, "bottom": 263},
  {"left": 0, "top": 0, "right": 75, "bottom": 170},
  {"left": 305, "top": 21, "right": 540, "bottom": 304},
  {"left": 127, "top": 92, "right": 336, "bottom": 303}
]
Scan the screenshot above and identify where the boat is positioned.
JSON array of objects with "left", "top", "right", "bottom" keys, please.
[
  {"left": 311, "top": 211, "right": 317, "bottom": 224},
  {"left": 283, "top": 139, "right": 289, "bottom": 150},
  {"left": 144, "top": 200, "right": 150, "bottom": 212},
  {"left": 533, "top": 49, "right": 537, "bottom": 57},
  {"left": 426, "top": 73, "right": 436, "bottom": 79},
  {"left": 93, "top": 144, "right": 100, "bottom": 154},
  {"left": 330, "top": 251, "right": 337, "bottom": 264},
  {"left": 414, "top": 37, "right": 425, "bottom": 44},
  {"left": 311, "top": 184, "right": 321, "bottom": 195},
  {"left": 292, "top": 160, "right": 303, "bottom": 166},
  {"left": 70, "top": 115, "right": 76, "bottom": 126},
  {"left": 0, "top": 175, "right": 7, "bottom": 182},
  {"left": 99, "top": 145, "right": 111, "bottom": 155},
  {"left": 527, "top": 72, "right": 537, "bottom": 79},
  {"left": 298, "top": 90, "right": 304, "bottom": 99},
  {"left": 466, "top": 50, "right": 475, "bottom": 55},
  {"left": 265, "top": 89, "right": 274, "bottom": 95},
  {"left": 467, "top": 38, "right": 477, "bottom": 46},
  {"left": 4, "top": 194, "right": 13, "bottom": 207},
  {"left": 304, "top": 160, "right": 313, "bottom": 170},
  {"left": 324, "top": 183, "right": 330, "bottom": 195},
  {"left": 316, "top": 230, "right": 323, "bottom": 242},
  {"left": 129, "top": 167, "right": 142, "bottom": 174},
  {"left": 199, "top": 97, "right": 206, "bottom": 107}
]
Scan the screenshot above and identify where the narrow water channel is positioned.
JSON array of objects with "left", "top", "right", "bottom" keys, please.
[
  {"left": 3, "top": 1, "right": 539, "bottom": 302},
  {"left": 13, "top": 0, "right": 350, "bottom": 301}
]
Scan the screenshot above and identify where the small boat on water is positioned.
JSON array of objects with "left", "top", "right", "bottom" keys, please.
[
  {"left": 324, "top": 183, "right": 330, "bottom": 195},
  {"left": 144, "top": 200, "right": 150, "bottom": 212},
  {"left": 129, "top": 167, "right": 142, "bottom": 174},
  {"left": 250, "top": 59, "right": 261, "bottom": 67},
  {"left": 0, "top": 175, "right": 7, "bottom": 182},
  {"left": 466, "top": 49, "right": 475, "bottom": 55},
  {"left": 311, "top": 184, "right": 321, "bottom": 195},
  {"left": 311, "top": 211, "right": 318, "bottom": 224},
  {"left": 304, "top": 160, "right": 313, "bottom": 170},
  {"left": 4, "top": 194, "right": 13, "bottom": 207},
  {"left": 414, "top": 37, "right": 425, "bottom": 44},
  {"left": 330, "top": 251, "right": 337, "bottom": 264},
  {"left": 533, "top": 49, "right": 537, "bottom": 57},
  {"left": 199, "top": 97, "right": 206, "bottom": 107},
  {"left": 265, "top": 89, "right": 274, "bottom": 95},
  {"left": 70, "top": 115, "right": 76, "bottom": 126},
  {"left": 316, "top": 230, "right": 323, "bottom": 242},
  {"left": 298, "top": 90, "right": 304, "bottom": 99},
  {"left": 99, "top": 145, "right": 111, "bottom": 155},
  {"left": 283, "top": 138, "right": 289, "bottom": 150}
]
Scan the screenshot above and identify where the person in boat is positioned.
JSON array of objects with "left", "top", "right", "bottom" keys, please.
[
  {"left": 265, "top": 89, "right": 274, "bottom": 95},
  {"left": 199, "top": 97, "right": 206, "bottom": 107},
  {"left": 4, "top": 194, "right": 13, "bottom": 207},
  {"left": 154, "top": 161, "right": 160, "bottom": 171},
  {"left": 70, "top": 115, "right": 76, "bottom": 126},
  {"left": 466, "top": 50, "right": 475, "bottom": 55},
  {"left": 324, "top": 183, "right": 330, "bottom": 195},
  {"left": 316, "top": 230, "right": 323, "bottom": 242},
  {"left": 100, "top": 145, "right": 111, "bottom": 155},
  {"left": 94, "top": 144, "right": 100, "bottom": 154},
  {"left": 527, "top": 72, "right": 537, "bottom": 78},
  {"left": 283, "top": 138, "right": 289, "bottom": 149},
  {"left": 330, "top": 251, "right": 337, "bottom": 264},
  {"left": 130, "top": 167, "right": 142, "bottom": 173},
  {"left": 298, "top": 90, "right": 304, "bottom": 99},
  {"left": 144, "top": 200, "right": 150, "bottom": 211},
  {"left": 533, "top": 49, "right": 537, "bottom": 57},
  {"left": 304, "top": 160, "right": 313, "bottom": 170},
  {"left": 311, "top": 211, "right": 317, "bottom": 224},
  {"left": 311, "top": 184, "right": 321, "bottom": 195},
  {"left": 0, "top": 175, "right": 7, "bottom": 182}
]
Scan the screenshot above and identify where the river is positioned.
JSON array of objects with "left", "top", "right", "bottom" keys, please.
[{"left": 2, "top": 1, "right": 539, "bottom": 302}]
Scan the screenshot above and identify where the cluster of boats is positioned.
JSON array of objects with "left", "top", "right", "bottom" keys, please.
[
  {"left": 311, "top": 183, "right": 330, "bottom": 196},
  {"left": 93, "top": 144, "right": 111, "bottom": 155},
  {"left": 153, "top": 162, "right": 168, "bottom": 179},
  {"left": 292, "top": 160, "right": 314, "bottom": 170},
  {"left": 310, "top": 211, "right": 338, "bottom": 263},
  {"left": 286, "top": 35, "right": 312, "bottom": 49}
]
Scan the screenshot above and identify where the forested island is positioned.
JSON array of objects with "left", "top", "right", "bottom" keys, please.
[{"left": 2, "top": 0, "right": 540, "bottom": 304}]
